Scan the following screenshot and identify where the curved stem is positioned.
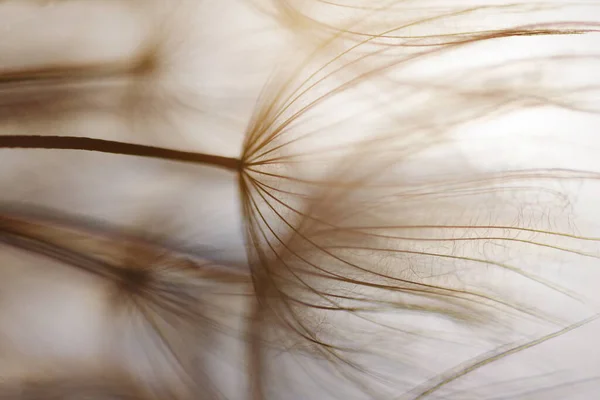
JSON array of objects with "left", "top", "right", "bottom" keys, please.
[{"left": 0, "top": 135, "right": 242, "bottom": 172}]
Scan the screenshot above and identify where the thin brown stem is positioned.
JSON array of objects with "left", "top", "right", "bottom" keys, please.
[
  {"left": 0, "top": 135, "right": 242, "bottom": 172},
  {"left": 0, "top": 62, "right": 130, "bottom": 86}
]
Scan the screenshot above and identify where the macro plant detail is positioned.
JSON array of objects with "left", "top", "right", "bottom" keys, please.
[{"left": 0, "top": 1, "right": 599, "bottom": 399}]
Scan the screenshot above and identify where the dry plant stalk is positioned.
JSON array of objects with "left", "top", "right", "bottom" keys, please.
[{"left": 0, "top": 0, "right": 599, "bottom": 399}]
